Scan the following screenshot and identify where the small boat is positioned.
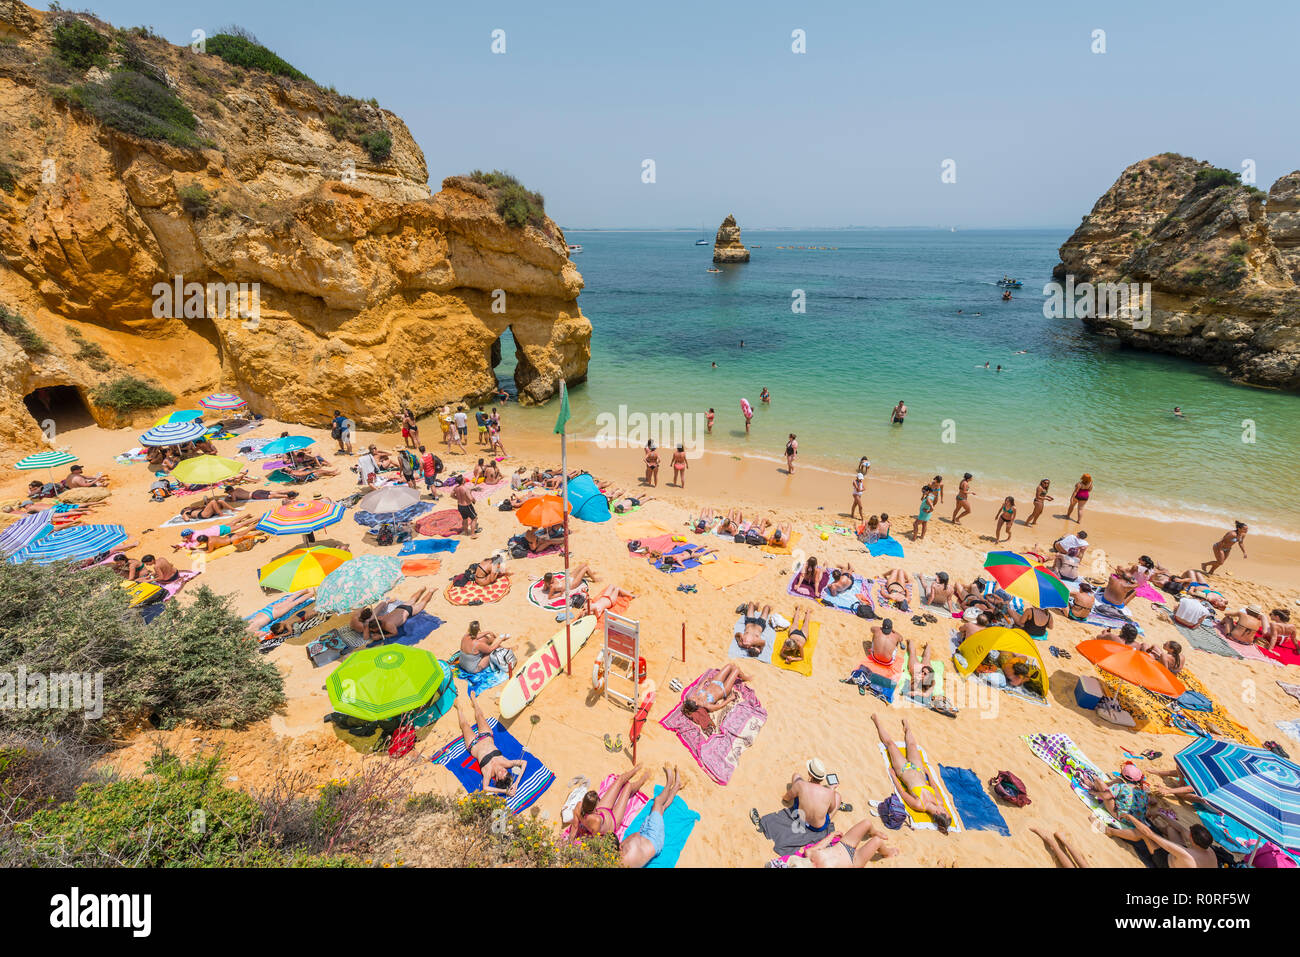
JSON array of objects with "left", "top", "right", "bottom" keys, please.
[
  {"left": 567, "top": 244, "right": 583, "bottom": 254},
  {"left": 751, "top": 244, "right": 762, "bottom": 248},
  {"left": 706, "top": 267, "right": 721, "bottom": 273},
  {"left": 996, "top": 276, "right": 1023, "bottom": 288},
  {"left": 695, "top": 239, "right": 709, "bottom": 246}
]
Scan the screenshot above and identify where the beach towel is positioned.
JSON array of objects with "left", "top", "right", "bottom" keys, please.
[
  {"left": 728, "top": 616, "right": 777, "bottom": 664},
  {"left": 527, "top": 573, "right": 587, "bottom": 610},
  {"left": 772, "top": 621, "right": 820, "bottom": 677},
  {"left": 697, "top": 556, "right": 765, "bottom": 590},
  {"left": 353, "top": 502, "right": 435, "bottom": 528},
  {"left": 1134, "top": 582, "right": 1167, "bottom": 604},
  {"left": 660, "top": 669, "right": 766, "bottom": 785},
  {"left": 430, "top": 718, "right": 553, "bottom": 813},
  {"left": 1022, "top": 732, "right": 1121, "bottom": 829},
  {"left": 446, "top": 577, "right": 512, "bottom": 606},
  {"left": 1263, "top": 643, "right": 1300, "bottom": 668},
  {"left": 159, "top": 569, "right": 200, "bottom": 598},
  {"left": 160, "top": 509, "right": 242, "bottom": 528},
  {"left": 1100, "top": 671, "right": 1259, "bottom": 746},
  {"left": 388, "top": 611, "right": 443, "bottom": 646},
  {"left": 819, "top": 575, "right": 872, "bottom": 613},
  {"left": 873, "top": 578, "right": 913, "bottom": 613},
  {"left": 592, "top": 772, "right": 649, "bottom": 841},
  {"left": 876, "top": 742, "right": 962, "bottom": 831},
  {"left": 414, "top": 509, "right": 464, "bottom": 537},
  {"left": 651, "top": 543, "right": 707, "bottom": 572},
  {"left": 470, "top": 480, "right": 506, "bottom": 501},
  {"left": 114, "top": 447, "right": 150, "bottom": 464},
  {"left": 788, "top": 569, "right": 829, "bottom": 599},
  {"left": 456, "top": 662, "right": 508, "bottom": 695},
  {"left": 760, "top": 531, "right": 802, "bottom": 556},
  {"left": 1228, "top": 637, "right": 1275, "bottom": 664},
  {"left": 939, "top": 765, "right": 1008, "bottom": 836},
  {"left": 637, "top": 533, "right": 677, "bottom": 553},
  {"left": 397, "top": 537, "right": 459, "bottom": 555},
  {"left": 616, "top": 519, "right": 671, "bottom": 541},
  {"left": 812, "top": 523, "right": 855, "bottom": 538},
  {"left": 1085, "top": 605, "right": 1143, "bottom": 634},
  {"left": 866, "top": 536, "right": 905, "bottom": 558},
  {"left": 624, "top": 785, "right": 700, "bottom": 868},
  {"left": 1162, "top": 609, "right": 1242, "bottom": 659},
  {"left": 1276, "top": 719, "right": 1300, "bottom": 745},
  {"left": 399, "top": 558, "right": 442, "bottom": 577},
  {"left": 1278, "top": 681, "right": 1300, "bottom": 705},
  {"left": 261, "top": 459, "right": 287, "bottom": 470}
]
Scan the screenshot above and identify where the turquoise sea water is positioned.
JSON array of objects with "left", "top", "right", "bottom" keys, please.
[{"left": 499, "top": 229, "right": 1300, "bottom": 538}]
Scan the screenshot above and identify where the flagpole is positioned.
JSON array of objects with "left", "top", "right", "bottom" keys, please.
[{"left": 559, "top": 381, "right": 572, "bottom": 675}]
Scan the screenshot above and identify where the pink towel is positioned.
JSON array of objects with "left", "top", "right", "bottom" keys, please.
[
  {"left": 596, "top": 773, "right": 649, "bottom": 840},
  {"left": 660, "top": 669, "right": 767, "bottom": 786},
  {"left": 1134, "top": 583, "right": 1166, "bottom": 604}
]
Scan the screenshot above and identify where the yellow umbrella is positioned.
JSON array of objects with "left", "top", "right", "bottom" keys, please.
[
  {"left": 169, "top": 455, "right": 245, "bottom": 486},
  {"left": 258, "top": 546, "right": 353, "bottom": 591}
]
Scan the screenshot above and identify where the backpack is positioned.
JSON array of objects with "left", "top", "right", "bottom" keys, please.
[
  {"left": 745, "top": 530, "right": 765, "bottom": 546},
  {"left": 853, "top": 601, "right": 876, "bottom": 619},
  {"left": 452, "top": 563, "right": 480, "bottom": 588},
  {"left": 989, "top": 770, "right": 1031, "bottom": 807},
  {"left": 375, "top": 524, "right": 395, "bottom": 546},
  {"left": 878, "top": 793, "right": 910, "bottom": 829}
]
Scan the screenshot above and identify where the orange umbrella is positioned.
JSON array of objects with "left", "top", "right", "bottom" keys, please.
[
  {"left": 1077, "top": 638, "right": 1187, "bottom": 697},
  {"left": 515, "top": 494, "right": 571, "bottom": 528}
]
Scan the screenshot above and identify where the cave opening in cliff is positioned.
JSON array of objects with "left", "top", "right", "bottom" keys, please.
[
  {"left": 488, "top": 328, "right": 521, "bottom": 400},
  {"left": 23, "top": 385, "right": 95, "bottom": 434}
]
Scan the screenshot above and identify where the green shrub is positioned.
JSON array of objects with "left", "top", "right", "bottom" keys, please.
[
  {"left": 1228, "top": 239, "right": 1249, "bottom": 256},
  {"left": 0, "top": 163, "right": 14, "bottom": 194},
  {"left": 67, "top": 70, "right": 202, "bottom": 148},
  {"left": 66, "top": 325, "right": 112, "bottom": 371},
  {"left": 90, "top": 375, "right": 174, "bottom": 412},
  {"left": 178, "top": 183, "right": 212, "bottom": 217},
  {"left": 205, "top": 33, "right": 310, "bottom": 82},
  {"left": 468, "top": 170, "right": 547, "bottom": 229},
  {"left": 358, "top": 129, "right": 391, "bottom": 162},
  {"left": 52, "top": 18, "right": 110, "bottom": 70},
  {"left": 1193, "top": 167, "right": 1241, "bottom": 191},
  {"left": 0, "top": 306, "right": 47, "bottom": 353}
]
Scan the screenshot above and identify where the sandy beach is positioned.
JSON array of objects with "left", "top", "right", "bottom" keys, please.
[{"left": 8, "top": 407, "right": 1299, "bottom": 869}]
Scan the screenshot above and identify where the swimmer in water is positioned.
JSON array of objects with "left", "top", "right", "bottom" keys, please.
[{"left": 1173, "top": 406, "right": 1185, "bottom": 418}]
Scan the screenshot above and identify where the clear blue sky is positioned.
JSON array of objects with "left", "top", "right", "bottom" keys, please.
[{"left": 73, "top": 0, "right": 1299, "bottom": 229}]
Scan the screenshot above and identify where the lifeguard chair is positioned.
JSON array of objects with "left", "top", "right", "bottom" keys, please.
[{"left": 600, "top": 612, "right": 640, "bottom": 709}]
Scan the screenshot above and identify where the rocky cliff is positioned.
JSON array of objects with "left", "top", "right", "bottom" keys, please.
[
  {"left": 1055, "top": 153, "right": 1299, "bottom": 390},
  {"left": 712, "top": 213, "right": 749, "bottom": 264},
  {"left": 0, "top": 2, "right": 590, "bottom": 450}
]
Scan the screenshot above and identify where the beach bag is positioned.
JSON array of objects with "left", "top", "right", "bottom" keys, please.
[
  {"left": 452, "top": 563, "right": 481, "bottom": 588},
  {"left": 509, "top": 539, "right": 528, "bottom": 559},
  {"left": 745, "top": 530, "right": 765, "bottom": 546},
  {"left": 853, "top": 601, "right": 876, "bottom": 620},
  {"left": 1176, "top": 690, "right": 1213, "bottom": 712},
  {"left": 330, "top": 423, "right": 343, "bottom": 440},
  {"left": 879, "top": 793, "right": 909, "bottom": 830},
  {"left": 989, "top": 770, "right": 1032, "bottom": 807},
  {"left": 489, "top": 648, "right": 517, "bottom": 673}
]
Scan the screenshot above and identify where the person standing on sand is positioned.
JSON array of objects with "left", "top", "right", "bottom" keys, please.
[
  {"left": 706, "top": 408, "right": 715, "bottom": 434},
  {"left": 911, "top": 484, "right": 936, "bottom": 541},
  {"left": 930, "top": 475, "right": 944, "bottom": 506},
  {"left": 670, "top": 444, "right": 689, "bottom": 488},
  {"left": 889, "top": 400, "right": 907, "bottom": 425},
  {"left": 1202, "top": 521, "right": 1248, "bottom": 574},
  {"left": 850, "top": 472, "right": 865, "bottom": 521},
  {"left": 1025, "top": 479, "right": 1053, "bottom": 526},
  {"left": 644, "top": 441, "right": 659, "bottom": 487},
  {"left": 994, "top": 496, "right": 1017, "bottom": 543},
  {"left": 1066, "top": 473, "right": 1093, "bottom": 522},
  {"left": 451, "top": 476, "right": 479, "bottom": 537},
  {"left": 784, "top": 434, "right": 798, "bottom": 474},
  {"left": 951, "top": 472, "right": 974, "bottom": 525},
  {"left": 400, "top": 408, "right": 419, "bottom": 449}
]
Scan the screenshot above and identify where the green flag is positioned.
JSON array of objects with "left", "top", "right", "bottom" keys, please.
[{"left": 553, "top": 380, "right": 570, "bottom": 434}]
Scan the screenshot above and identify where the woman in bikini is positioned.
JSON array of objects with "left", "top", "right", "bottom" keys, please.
[
  {"left": 1066, "top": 473, "right": 1093, "bottom": 522},
  {"left": 685, "top": 662, "right": 752, "bottom": 714},
  {"left": 870, "top": 714, "right": 952, "bottom": 833},
  {"left": 573, "top": 766, "right": 652, "bottom": 842},
  {"left": 1201, "top": 521, "right": 1247, "bottom": 574},
  {"left": 734, "top": 604, "right": 773, "bottom": 656},
  {"left": 951, "top": 473, "right": 973, "bottom": 525},
  {"left": 795, "top": 556, "right": 822, "bottom": 596},
  {"left": 714, "top": 508, "right": 742, "bottom": 535},
  {"left": 352, "top": 587, "right": 434, "bottom": 643},
  {"left": 245, "top": 587, "right": 317, "bottom": 636},
  {"left": 878, "top": 569, "right": 910, "bottom": 611},
  {"left": 994, "top": 496, "right": 1017, "bottom": 543},
  {"left": 1138, "top": 639, "right": 1185, "bottom": 673},
  {"left": 759, "top": 517, "right": 792, "bottom": 546},
  {"left": 779, "top": 607, "right": 814, "bottom": 663},
  {"left": 643, "top": 442, "right": 659, "bottom": 487},
  {"left": 222, "top": 484, "right": 295, "bottom": 502},
  {"left": 589, "top": 583, "right": 635, "bottom": 616},
  {"left": 1265, "top": 609, "right": 1297, "bottom": 652},
  {"left": 850, "top": 472, "right": 865, "bottom": 521},
  {"left": 455, "top": 692, "right": 526, "bottom": 797},
  {"left": 904, "top": 638, "right": 935, "bottom": 697},
  {"left": 1012, "top": 603, "right": 1053, "bottom": 638},
  {"left": 670, "top": 444, "right": 688, "bottom": 487},
  {"left": 1026, "top": 479, "right": 1053, "bottom": 527},
  {"left": 180, "top": 496, "right": 236, "bottom": 521},
  {"left": 459, "top": 620, "right": 511, "bottom": 674}
]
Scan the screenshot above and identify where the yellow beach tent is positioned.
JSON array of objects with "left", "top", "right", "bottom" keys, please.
[{"left": 953, "top": 627, "right": 1049, "bottom": 682}]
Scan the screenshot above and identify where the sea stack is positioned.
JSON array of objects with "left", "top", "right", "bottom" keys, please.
[{"left": 713, "top": 214, "right": 750, "bottom": 263}]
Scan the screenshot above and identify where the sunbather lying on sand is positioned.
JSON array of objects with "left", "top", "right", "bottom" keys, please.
[
  {"left": 1079, "top": 762, "right": 1151, "bottom": 843},
  {"left": 734, "top": 603, "right": 773, "bottom": 656},
  {"left": 683, "top": 663, "right": 751, "bottom": 721},
  {"left": 1029, "top": 828, "right": 1089, "bottom": 869},
  {"left": 871, "top": 714, "right": 952, "bottom": 833},
  {"left": 648, "top": 543, "right": 714, "bottom": 568},
  {"left": 352, "top": 587, "right": 434, "bottom": 643},
  {"left": 779, "top": 606, "right": 815, "bottom": 662},
  {"left": 824, "top": 563, "right": 858, "bottom": 597},
  {"left": 245, "top": 588, "right": 317, "bottom": 636},
  {"left": 605, "top": 488, "right": 652, "bottom": 514},
  {"left": 795, "top": 819, "right": 899, "bottom": 867},
  {"left": 456, "top": 692, "right": 526, "bottom": 798},
  {"left": 573, "top": 765, "right": 652, "bottom": 841},
  {"left": 541, "top": 564, "right": 595, "bottom": 599},
  {"left": 589, "top": 584, "right": 634, "bottom": 616},
  {"left": 905, "top": 639, "right": 935, "bottom": 695},
  {"left": 758, "top": 518, "right": 792, "bottom": 546},
  {"left": 471, "top": 555, "right": 512, "bottom": 585},
  {"left": 714, "top": 508, "right": 743, "bottom": 535},
  {"left": 878, "top": 568, "right": 911, "bottom": 610},
  {"left": 179, "top": 496, "right": 237, "bottom": 521},
  {"left": 621, "top": 765, "right": 685, "bottom": 868}
]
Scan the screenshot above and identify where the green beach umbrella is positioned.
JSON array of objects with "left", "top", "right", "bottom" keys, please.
[
  {"left": 314, "top": 554, "right": 403, "bottom": 613},
  {"left": 327, "top": 646, "right": 445, "bottom": 720},
  {"left": 15, "top": 450, "right": 78, "bottom": 471}
]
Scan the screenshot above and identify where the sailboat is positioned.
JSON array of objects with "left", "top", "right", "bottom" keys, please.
[{"left": 695, "top": 223, "right": 709, "bottom": 245}]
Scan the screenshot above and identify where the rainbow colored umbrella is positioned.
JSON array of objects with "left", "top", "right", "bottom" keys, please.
[
  {"left": 200, "top": 393, "right": 248, "bottom": 412},
  {"left": 169, "top": 455, "right": 244, "bottom": 486},
  {"left": 259, "top": 546, "right": 352, "bottom": 591},
  {"left": 140, "top": 420, "right": 206, "bottom": 446},
  {"left": 982, "top": 551, "right": 1069, "bottom": 608},
  {"left": 256, "top": 499, "right": 345, "bottom": 536},
  {"left": 152, "top": 409, "right": 205, "bottom": 427},
  {"left": 327, "top": 646, "right": 445, "bottom": 720},
  {"left": 15, "top": 450, "right": 78, "bottom": 471},
  {"left": 315, "top": 554, "right": 403, "bottom": 613}
]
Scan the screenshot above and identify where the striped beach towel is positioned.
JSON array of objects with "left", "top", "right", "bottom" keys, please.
[
  {"left": 0, "top": 510, "right": 52, "bottom": 557},
  {"left": 430, "top": 717, "right": 554, "bottom": 813}
]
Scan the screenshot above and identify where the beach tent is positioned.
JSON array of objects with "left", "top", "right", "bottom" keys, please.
[
  {"left": 953, "top": 626, "right": 1049, "bottom": 683},
  {"left": 566, "top": 473, "right": 611, "bottom": 523}
]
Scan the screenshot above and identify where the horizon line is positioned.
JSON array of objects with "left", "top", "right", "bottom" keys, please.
[{"left": 560, "top": 225, "right": 1075, "bottom": 233}]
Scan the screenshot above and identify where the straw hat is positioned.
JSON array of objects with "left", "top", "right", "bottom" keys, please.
[
  {"left": 806, "top": 757, "right": 828, "bottom": 782},
  {"left": 1245, "top": 604, "right": 1263, "bottom": 616}
]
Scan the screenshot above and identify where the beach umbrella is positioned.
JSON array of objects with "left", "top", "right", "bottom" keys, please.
[
  {"left": 260, "top": 435, "right": 315, "bottom": 456},
  {"left": 140, "top": 420, "right": 206, "bottom": 446},
  {"left": 258, "top": 546, "right": 352, "bottom": 591},
  {"left": 327, "top": 646, "right": 445, "bottom": 721},
  {"left": 358, "top": 485, "right": 421, "bottom": 514},
  {"left": 14, "top": 450, "right": 78, "bottom": 471},
  {"left": 315, "top": 554, "right": 403, "bottom": 613},
  {"left": 1175, "top": 738, "right": 1300, "bottom": 850},
  {"left": 256, "top": 499, "right": 345, "bottom": 537},
  {"left": 200, "top": 392, "right": 247, "bottom": 413},
  {"left": 169, "top": 454, "right": 245, "bottom": 487},
  {"left": 8, "top": 524, "right": 127, "bottom": 564},
  {"left": 982, "top": 551, "right": 1070, "bottom": 608},
  {"left": 515, "top": 494, "right": 570, "bottom": 528},
  {"left": 1076, "top": 638, "right": 1186, "bottom": 697},
  {"left": 0, "top": 510, "right": 53, "bottom": 557},
  {"left": 152, "top": 409, "right": 205, "bottom": 427}
]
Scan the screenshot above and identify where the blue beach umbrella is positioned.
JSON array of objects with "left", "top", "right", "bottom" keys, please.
[
  {"left": 0, "top": 510, "right": 53, "bottom": 557},
  {"left": 152, "top": 409, "right": 205, "bottom": 427},
  {"left": 261, "top": 436, "right": 316, "bottom": 456},
  {"left": 8, "top": 524, "right": 127, "bottom": 564},
  {"left": 315, "top": 554, "right": 403, "bottom": 613},
  {"left": 1175, "top": 738, "right": 1300, "bottom": 850},
  {"left": 139, "top": 420, "right": 206, "bottom": 446}
]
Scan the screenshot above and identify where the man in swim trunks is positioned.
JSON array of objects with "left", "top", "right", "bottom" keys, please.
[
  {"left": 870, "top": 714, "right": 951, "bottom": 833},
  {"left": 889, "top": 400, "right": 907, "bottom": 425},
  {"left": 866, "top": 619, "right": 901, "bottom": 666},
  {"left": 781, "top": 759, "right": 842, "bottom": 835},
  {"left": 352, "top": 587, "right": 434, "bottom": 644},
  {"left": 733, "top": 603, "right": 773, "bottom": 657},
  {"left": 621, "top": 765, "right": 685, "bottom": 867},
  {"left": 451, "top": 477, "right": 479, "bottom": 536},
  {"left": 456, "top": 692, "right": 527, "bottom": 797},
  {"left": 140, "top": 553, "right": 180, "bottom": 585}
]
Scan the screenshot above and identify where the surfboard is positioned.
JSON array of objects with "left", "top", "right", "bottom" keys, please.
[{"left": 499, "top": 615, "right": 598, "bottom": 720}]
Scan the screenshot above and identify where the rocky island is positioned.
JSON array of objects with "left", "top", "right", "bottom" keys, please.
[
  {"left": 0, "top": 1, "right": 590, "bottom": 451},
  {"left": 712, "top": 213, "right": 750, "bottom": 264},
  {"left": 1056, "top": 153, "right": 1299, "bottom": 390}
]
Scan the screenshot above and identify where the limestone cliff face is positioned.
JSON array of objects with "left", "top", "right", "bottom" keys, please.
[
  {"left": 0, "top": 2, "right": 589, "bottom": 450},
  {"left": 1055, "top": 153, "right": 1299, "bottom": 390},
  {"left": 712, "top": 214, "right": 749, "bottom": 264}
]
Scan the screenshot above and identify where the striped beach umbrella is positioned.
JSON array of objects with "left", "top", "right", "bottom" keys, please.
[
  {"left": 140, "top": 420, "right": 206, "bottom": 447},
  {"left": 256, "top": 499, "right": 345, "bottom": 537},
  {"left": 260, "top": 435, "right": 315, "bottom": 456},
  {"left": 8, "top": 524, "right": 127, "bottom": 564},
  {"left": 327, "top": 646, "right": 445, "bottom": 720},
  {"left": 169, "top": 455, "right": 245, "bottom": 487},
  {"left": 258, "top": 546, "right": 352, "bottom": 591},
  {"left": 982, "top": 551, "right": 1070, "bottom": 608},
  {"left": 0, "top": 510, "right": 53, "bottom": 557},
  {"left": 1176, "top": 739, "right": 1300, "bottom": 849},
  {"left": 200, "top": 392, "right": 247, "bottom": 412},
  {"left": 15, "top": 450, "right": 78, "bottom": 470},
  {"left": 152, "top": 409, "right": 205, "bottom": 427},
  {"left": 315, "top": 554, "right": 403, "bottom": 613}
]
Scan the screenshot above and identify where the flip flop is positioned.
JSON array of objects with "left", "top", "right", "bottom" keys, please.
[
  {"left": 838, "top": 802, "right": 853, "bottom": 813},
  {"left": 668, "top": 678, "right": 682, "bottom": 693},
  {"left": 612, "top": 734, "right": 623, "bottom": 752},
  {"left": 749, "top": 807, "right": 762, "bottom": 829},
  {"left": 603, "top": 734, "right": 617, "bottom": 753}
]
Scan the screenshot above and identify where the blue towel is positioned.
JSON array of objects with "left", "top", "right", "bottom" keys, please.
[
  {"left": 625, "top": 784, "right": 701, "bottom": 868},
  {"left": 938, "top": 765, "right": 1008, "bottom": 836},
  {"left": 376, "top": 612, "right": 443, "bottom": 646},
  {"left": 820, "top": 575, "right": 870, "bottom": 612},
  {"left": 431, "top": 718, "right": 554, "bottom": 813},
  {"left": 653, "top": 543, "right": 702, "bottom": 573},
  {"left": 457, "top": 664, "right": 508, "bottom": 695},
  {"left": 398, "top": 538, "right": 460, "bottom": 555},
  {"left": 866, "top": 536, "right": 904, "bottom": 558}
]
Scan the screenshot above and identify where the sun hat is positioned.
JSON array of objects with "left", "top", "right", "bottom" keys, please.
[
  {"left": 1246, "top": 604, "right": 1263, "bottom": 616},
  {"left": 1121, "top": 761, "right": 1145, "bottom": 783},
  {"left": 806, "top": 757, "right": 827, "bottom": 782}
]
